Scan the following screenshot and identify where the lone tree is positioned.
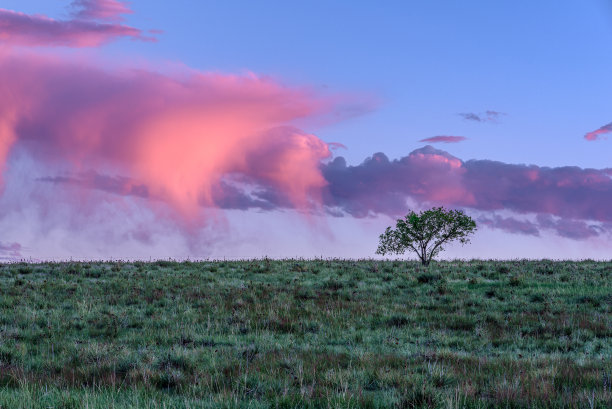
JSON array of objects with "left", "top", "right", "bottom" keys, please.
[{"left": 376, "top": 207, "right": 477, "bottom": 266}]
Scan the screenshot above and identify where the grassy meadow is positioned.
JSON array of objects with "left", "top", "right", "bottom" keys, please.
[{"left": 0, "top": 259, "right": 610, "bottom": 408}]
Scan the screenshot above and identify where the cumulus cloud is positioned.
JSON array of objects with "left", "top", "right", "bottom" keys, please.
[
  {"left": 459, "top": 110, "right": 505, "bottom": 123},
  {"left": 584, "top": 122, "right": 612, "bottom": 141},
  {"left": 419, "top": 135, "right": 467, "bottom": 144},
  {"left": 322, "top": 145, "right": 612, "bottom": 239},
  {"left": 0, "top": 0, "right": 152, "bottom": 47},
  {"left": 322, "top": 146, "right": 472, "bottom": 218},
  {"left": 51, "top": 156, "right": 609, "bottom": 242}
]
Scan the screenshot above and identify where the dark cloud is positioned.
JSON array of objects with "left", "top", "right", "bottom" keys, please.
[
  {"left": 459, "top": 113, "right": 482, "bottom": 122},
  {"left": 459, "top": 110, "right": 505, "bottom": 123},
  {"left": 39, "top": 172, "right": 290, "bottom": 212},
  {"left": 39, "top": 172, "right": 149, "bottom": 198},
  {"left": 485, "top": 110, "right": 503, "bottom": 118},
  {"left": 477, "top": 214, "right": 603, "bottom": 239},
  {"left": 211, "top": 181, "right": 287, "bottom": 211},
  {"left": 478, "top": 215, "right": 540, "bottom": 236},
  {"left": 536, "top": 214, "right": 601, "bottom": 239},
  {"left": 419, "top": 136, "right": 467, "bottom": 144},
  {"left": 584, "top": 122, "right": 612, "bottom": 141}
]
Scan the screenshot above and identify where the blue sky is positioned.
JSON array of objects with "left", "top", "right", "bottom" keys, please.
[
  {"left": 121, "top": 0, "right": 611, "bottom": 168},
  {"left": 0, "top": 0, "right": 611, "bottom": 260},
  {"left": 6, "top": 0, "right": 611, "bottom": 168}
]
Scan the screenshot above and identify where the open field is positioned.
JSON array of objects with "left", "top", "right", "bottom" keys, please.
[{"left": 0, "top": 259, "right": 610, "bottom": 408}]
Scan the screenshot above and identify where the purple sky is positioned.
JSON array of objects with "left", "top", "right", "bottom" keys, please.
[{"left": 0, "top": 0, "right": 611, "bottom": 260}]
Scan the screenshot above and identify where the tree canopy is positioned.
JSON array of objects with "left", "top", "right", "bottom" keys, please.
[{"left": 376, "top": 207, "right": 477, "bottom": 266}]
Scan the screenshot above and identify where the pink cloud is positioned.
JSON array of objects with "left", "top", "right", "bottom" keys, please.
[
  {"left": 584, "top": 122, "right": 612, "bottom": 141},
  {"left": 0, "top": 112, "right": 17, "bottom": 187},
  {"left": 0, "top": 2, "right": 153, "bottom": 48},
  {"left": 71, "top": 0, "right": 132, "bottom": 22},
  {"left": 6, "top": 54, "right": 608, "bottom": 244},
  {"left": 419, "top": 135, "right": 467, "bottom": 144},
  {"left": 323, "top": 145, "right": 612, "bottom": 239},
  {"left": 0, "top": 51, "right": 346, "bottom": 227}
]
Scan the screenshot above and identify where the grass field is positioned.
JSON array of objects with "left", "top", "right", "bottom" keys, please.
[{"left": 0, "top": 259, "right": 610, "bottom": 408}]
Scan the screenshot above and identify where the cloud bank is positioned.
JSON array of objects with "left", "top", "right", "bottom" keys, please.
[
  {"left": 322, "top": 146, "right": 612, "bottom": 239},
  {"left": 41, "top": 143, "right": 612, "bottom": 241}
]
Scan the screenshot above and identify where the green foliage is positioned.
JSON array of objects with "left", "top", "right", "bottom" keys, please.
[
  {"left": 0, "top": 259, "right": 609, "bottom": 408},
  {"left": 376, "top": 207, "right": 477, "bottom": 265}
]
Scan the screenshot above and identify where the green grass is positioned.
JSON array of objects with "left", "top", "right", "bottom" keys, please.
[{"left": 0, "top": 259, "right": 610, "bottom": 408}]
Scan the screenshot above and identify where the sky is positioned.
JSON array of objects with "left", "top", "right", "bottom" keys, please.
[{"left": 0, "top": 0, "right": 611, "bottom": 261}]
